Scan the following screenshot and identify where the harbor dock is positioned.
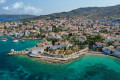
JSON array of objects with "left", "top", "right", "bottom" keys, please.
[{"left": 8, "top": 49, "right": 29, "bottom": 55}]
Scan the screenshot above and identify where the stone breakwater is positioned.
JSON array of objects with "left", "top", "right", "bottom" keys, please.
[{"left": 8, "top": 50, "right": 29, "bottom": 55}]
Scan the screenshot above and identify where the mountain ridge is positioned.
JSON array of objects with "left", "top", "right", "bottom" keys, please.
[{"left": 35, "top": 5, "right": 120, "bottom": 20}]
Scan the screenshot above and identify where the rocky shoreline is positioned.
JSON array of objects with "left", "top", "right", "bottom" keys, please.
[
  {"left": 8, "top": 50, "right": 120, "bottom": 64},
  {"left": 27, "top": 52, "right": 105, "bottom": 64},
  {"left": 10, "top": 52, "right": 104, "bottom": 64}
]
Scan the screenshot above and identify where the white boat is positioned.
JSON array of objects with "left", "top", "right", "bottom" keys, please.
[
  {"left": 12, "top": 40, "right": 19, "bottom": 43},
  {"left": 2, "top": 38, "right": 7, "bottom": 41}
]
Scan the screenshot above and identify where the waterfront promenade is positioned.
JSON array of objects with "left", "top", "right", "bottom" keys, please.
[{"left": 8, "top": 47, "right": 88, "bottom": 62}]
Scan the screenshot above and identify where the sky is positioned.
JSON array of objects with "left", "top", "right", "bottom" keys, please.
[{"left": 0, "top": 0, "right": 120, "bottom": 15}]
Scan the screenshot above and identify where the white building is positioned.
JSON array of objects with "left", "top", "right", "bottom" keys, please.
[
  {"left": 95, "top": 42, "right": 103, "bottom": 48},
  {"left": 50, "top": 44, "right": 69, "bottom": 50},
  {"left": 103, "top": 47, "right": 112, "bottom": 54},
  {"left": 28, "top": 47, "right": 44, "bottom": 54},
  {"left": 25, "top": 31, "right": 30, "bottom": 36}
]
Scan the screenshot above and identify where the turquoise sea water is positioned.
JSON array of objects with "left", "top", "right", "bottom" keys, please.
[{"left": 0, "top": 35, "right": 120, "bottom": 80}]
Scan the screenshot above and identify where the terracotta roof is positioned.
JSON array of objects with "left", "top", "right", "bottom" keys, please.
[
  {"left": 114, "top": 41, "right": 120, "bottom": 43},
  {"left": 37, "top": 43, "right": 44, "bottom": 45},
  {"left": 104, "top": 47, "right": 111, "bottom": 49},
  {"left": 44, "top": 41, "right": 49, "bottom": 43},
  {"left": 96, "top": 42, "right": 102, "bottom": 44},
  {"left": 117, "top": 46, "right": 120, "bottom": 48}
]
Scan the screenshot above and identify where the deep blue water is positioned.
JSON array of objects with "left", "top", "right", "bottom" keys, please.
[
  {"left": 0, "top": 17, "right": 18, "bottom": 21},
  {"left": 0, "top": 17, "right": 28, "bottom": 21}
]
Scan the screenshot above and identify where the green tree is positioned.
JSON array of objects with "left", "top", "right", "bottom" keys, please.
[
  {"left": 52, "top": 39, "right": 59, "bottom": 45},
  {"left": 85, "top": 34, "right": 103, "bottom": 49}
]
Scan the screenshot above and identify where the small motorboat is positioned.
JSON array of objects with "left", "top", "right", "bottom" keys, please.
[
  {"left": 12, "top": 40, "right": 19, "bottom": 43},
  {"left": 2, "top": 38, "right": 7, "bottom": 41}
]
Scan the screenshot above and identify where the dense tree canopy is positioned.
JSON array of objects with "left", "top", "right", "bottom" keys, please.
[{"left": 85, "top": 34, "right": 103, "bottom": 49}]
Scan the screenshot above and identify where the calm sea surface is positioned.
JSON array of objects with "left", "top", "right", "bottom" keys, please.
[
  {"left": 0, "top": 36, "right": 120, "bottom": 80},
  {"left": 0, "top": 17, "right": 28, "bottom": 21},
  {"left": 0, "top": 18, "right": 120, "bottom": 80}
]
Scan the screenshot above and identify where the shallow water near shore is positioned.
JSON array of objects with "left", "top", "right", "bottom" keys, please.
[{"left": 1, "top": 36, "right": 120, "bottom": 80}]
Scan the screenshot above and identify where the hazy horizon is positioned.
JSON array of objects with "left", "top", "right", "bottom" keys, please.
[{"left": 0, "top": 0, "right": 120, "bottom": 16}]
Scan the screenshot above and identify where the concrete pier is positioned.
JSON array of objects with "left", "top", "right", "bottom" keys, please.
[{"left": 8, "top": 49, "right": 29, "bottom": 55}]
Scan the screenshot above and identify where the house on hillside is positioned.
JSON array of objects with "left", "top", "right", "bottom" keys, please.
[
  {"left": 103, "top": 47, "right": 113, "bottom": 55},
  {"left": 113, "top": 41, "right": 120, "bottom": 46},
  {"left": 50, "top": 42, "right": 69, "bottom": 50},
  {"left": 95, "top": 42, "right": 103, "bottom": 48}
]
